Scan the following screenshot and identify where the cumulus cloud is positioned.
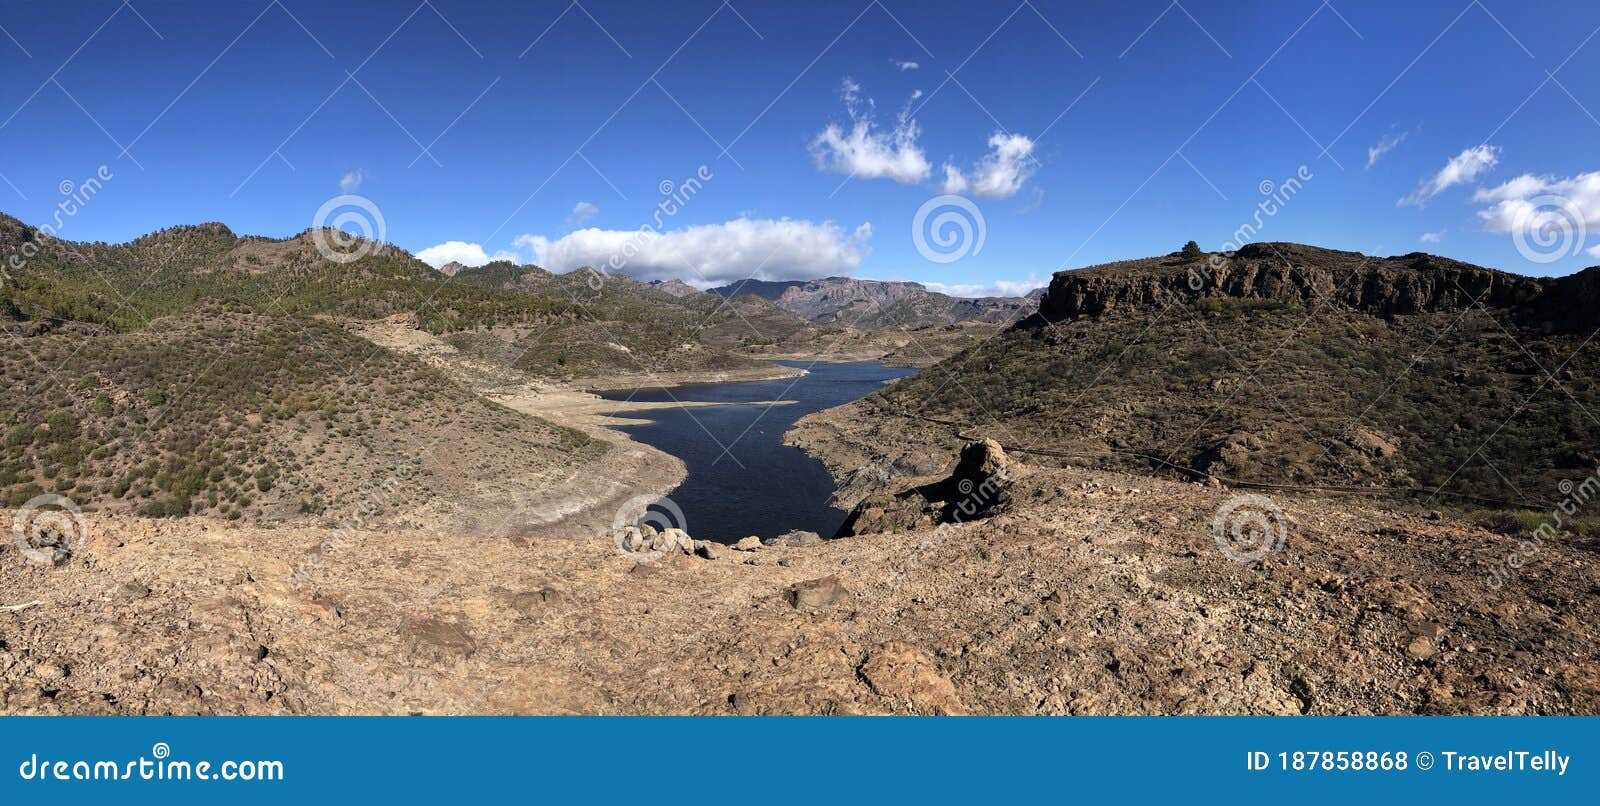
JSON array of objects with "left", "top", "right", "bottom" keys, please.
[
  {"left": 1398, "top": 145, "right": 1500, "bottom": 207},
  {"left": 566, "top": 201, "right": 599, "bottom": 228},
  {"left": 415, "top": 241, "right": 518, "bottom": 269},
  {"left": 923, "top": 274, "right": 1043, "bottom": 299},
  {"left": 893, "top": 59, "right": 920, "bottom": 71},
  {"left": 809, "top": 78, "right": 931, "bottom": 184},
  {"left": 1473, "top": 170, "right": 1600, "bottom": 238},
  {"left": 1420, "top": 230, "right": 1445, "bottom": 243},
  {"left": 1587, "top": 244, "right": 1600, "bottom": 258},
  {"left": 517, "top": 218, "right": 873, "bottom": 287},
  {"left": 1365, "top": 130, "right": 1408, "bottom": 170},
  {"left": 941, "top": 132, "right": 1038, "bottom": 198},
  {"left": 339, "top": 169, "right": 367, "bottom": 192}
]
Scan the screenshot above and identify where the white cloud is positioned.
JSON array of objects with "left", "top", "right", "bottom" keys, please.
[
  {"left": 809, "top": 78, "right": 931, "bottom": 184},
  {"left": 893, "top": 60, "right": 920, "bottom": 71},
  {"left": 1420, "top": 230, "right": 1445, "bottom": 243},
  {"left": 923, "top": 274, "right": 1043, "bottom": 299},
  {"left": 1587, "top": 244, "right": 1600, "bottom": 258},
  {"left": 517, "top": 218, "right": 873, "bottom": 287},
  {"left": 1473, "top": 170, "right": 1600, "bottom": 238},
  {"left": 415, "top": 241, "right": 518, "bottom": 269},
  {"left": 1473, "top": 173, "right": 1562, "bottom": 205},
  {"left": 941, "top": 132, "right": 1037, "bottom": 198},
  {"left": 1398, "top": 145, "right": 1499, "bottom": 207},
  {"left": 513, "top": 233, "right": 549, "bottom": 259},
  {"left": 1365, "top": 130, "right": 1408, "bottom": 170},
  {"left": 566, "top": 201, "right": 599, "bottom": 228},
  {"left": 339, "top": 169, "right": 367, "bottom": 192}
]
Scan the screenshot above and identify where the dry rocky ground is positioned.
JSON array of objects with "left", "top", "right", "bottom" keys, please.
[{"left": 3, "top": 439, "right": 1596, "bottom": 715}]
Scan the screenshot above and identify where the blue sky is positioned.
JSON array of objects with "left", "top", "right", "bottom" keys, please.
[{"left": 2, "top": 0, "right": 1599, "bottom": 295}]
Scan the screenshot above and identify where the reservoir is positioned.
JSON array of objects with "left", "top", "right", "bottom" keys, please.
[{"left": 598, "top": 360, "right": 916, "bottom": 542}]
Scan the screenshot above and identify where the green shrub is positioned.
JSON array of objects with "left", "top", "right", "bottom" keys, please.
[{"left": 45, "top": 411, "right": 78, "bottom": 441}]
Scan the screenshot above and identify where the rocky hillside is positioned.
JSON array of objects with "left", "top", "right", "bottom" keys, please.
[
  {"left": 868, "top": 243, "right": 1600, "bottom": 509},
  {"left": 7, "top": 447, "right": 1596, "bottom": 714},
  {"left": 0, "top": 213, "right": 808, "bottom": 381},
  {"left": 709, "top": 276, "right": 1037, "bottom": 329},
  {"left": 445, "top": 260, "right": 811, "bottom": 379},
  {"left": 0, "top": 305, "right": 597, "bottom": 529}
]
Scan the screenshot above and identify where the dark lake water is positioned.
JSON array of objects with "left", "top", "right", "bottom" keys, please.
[{"left": 597, "top": 361, "right": 917, "bottom": 542}]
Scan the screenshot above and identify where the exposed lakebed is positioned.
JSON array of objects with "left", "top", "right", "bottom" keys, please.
[{"left": 597, "top": 361, "right": 916, "bottom": 542}]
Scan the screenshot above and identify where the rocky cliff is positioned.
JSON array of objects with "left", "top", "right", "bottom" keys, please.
[{"left": 1036, "top": 242, "right": 1570, "bottom": 324}]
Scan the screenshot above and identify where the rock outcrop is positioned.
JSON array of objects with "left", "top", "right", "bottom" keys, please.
[
  {"left": 1034, "top": 242, "right": 1562, "bottom": 324},
  {"left": 836, "top": 439, "right": 1017, "bottom": 537}
]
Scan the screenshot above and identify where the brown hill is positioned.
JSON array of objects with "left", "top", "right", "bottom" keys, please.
[{"left": 863, "top": 243, "right": 1599, "bottom": 509}]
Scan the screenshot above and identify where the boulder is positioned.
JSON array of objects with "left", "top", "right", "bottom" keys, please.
[
  {"left": 693, "top": 540, "right": 724, "bottom": 560},
  {"left": 859, "top": 641, "right": 968, "bottom": 715},
  {"left": 661, "top": 528, "right": 694, "bottom": 554},
  {"left": 618, "top": 526, "right": 644, "bottom": 552},
  {"left": 733, "top": 536, "right": 762, "bottom": 551},
  {"left": 766, "top": 530, "right": 822, "bottom": 547},
  {"left": 835, "top": 439, "right": 1017, "bottom": 537},
  {"left": 786, "top": 575, "right": 848, "bottom": 610}
]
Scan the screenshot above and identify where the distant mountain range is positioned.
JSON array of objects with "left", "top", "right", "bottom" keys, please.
[{"left": 708, "top": 276, "right": 1042, "bottom": 329}]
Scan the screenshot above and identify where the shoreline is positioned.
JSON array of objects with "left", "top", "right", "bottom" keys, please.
[
  {"left": 568, "top": 362, "right": 806, "bottom": 392},
  {"left": 490, "top": 363, "right": 825, "bottom": 539}
]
